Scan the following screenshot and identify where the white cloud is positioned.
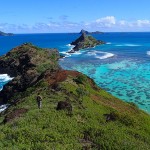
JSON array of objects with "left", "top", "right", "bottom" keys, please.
[
  {"left": 95, "top": 16, "right": 116, "bottom": 25},
  {"left": 119, "top": 20, "right": 126, "bottom": 26},
  {"left": 84, "top": 17, "right": 150, "bottom": 31},
  {"left": 1, "top": 16, "right": 150, "bottom": 33},
  {"left": 136, "top": 20, "right": 150, "bottom": 27}
]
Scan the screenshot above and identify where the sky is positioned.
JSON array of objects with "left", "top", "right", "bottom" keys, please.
[{"left": 1, "top": 0, "right": 150, "bottom": 33}]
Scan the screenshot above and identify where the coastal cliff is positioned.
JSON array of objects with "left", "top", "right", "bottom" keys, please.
[
  {"left": 0, "top": 44, "right": 150, "bottom": 149},
  {"left": 69, "top": 33, "right": 105, "bottom": 52},
  {"left": 0, "top": 43, "right": 60, "bottom": 104}
]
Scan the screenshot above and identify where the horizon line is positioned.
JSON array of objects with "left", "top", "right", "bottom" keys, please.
[{"left": 11, "top": 31, "right": 150, "bottom": 34}]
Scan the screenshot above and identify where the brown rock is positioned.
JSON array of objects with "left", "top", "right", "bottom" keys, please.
[
  {"left": 3, "top": 108, "right": 28, "bottom": 123},
  {"left": 56, "top": 101, "right": 72, "bottom": 112}
]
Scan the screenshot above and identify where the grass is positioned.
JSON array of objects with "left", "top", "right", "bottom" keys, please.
[{"left": 0, "top": 73, "right": 150, "bottom": 150}]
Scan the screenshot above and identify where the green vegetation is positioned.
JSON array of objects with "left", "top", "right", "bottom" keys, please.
[
  {"left": 70, "top": 33, "right": 105, "bottom": 52},
  {"left": 0, "top": 44, "right": 150, "bottom": 149},
  {"left": 80, "top": 35, "right": 104, "bottom": 48},
  {"left": 73, "top": 74, "right": 86, "bottom": 84},
  {"left": 0, "top": 72, "right": 150, "bottom": 150}
]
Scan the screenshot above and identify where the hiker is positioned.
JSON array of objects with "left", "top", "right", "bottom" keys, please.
[{"left": 36, "top": 94, "right": 42, "bottom": 109}]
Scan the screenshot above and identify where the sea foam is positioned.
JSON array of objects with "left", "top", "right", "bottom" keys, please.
[
  {"left": 115, "top": 44, "right": 141, "bottom": 47},
  {"left": 66, "top": 44, "right": 71, "bottom": 47},
  {"left": 60, "top": 44, "right": 82, "bottom": 58},
  {"left": 0, "top": 74, "right": 13, "bottom": 83},
  {"left": 0, "top": 104, "right": 9, "bottom": 113},
  {"left": 96, "top": 52, "right": 114, "bottom": 59},
  {"left": 66, "top": 43, "right": 75, "bottom": 50},
  {"left": 106, "top": 42, "right": 112, "bottom": 45},
  {"left": 0, "top": 74, "right": 12, "bottom": 112},
  {"left": 60, "top": 50, "right": 82, "bottom": 58},
  {"left": 147, "top": 51, "right": 150, "bottom": 56},
  {"left": 87, "top": 50, "right": 114, "bottom": 59},
  {"left": 0, "top": 74, "right": 13, "bottom": 91}
]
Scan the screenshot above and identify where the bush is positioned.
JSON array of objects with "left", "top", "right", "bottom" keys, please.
[{"left": 74, "top": 75, "right": 86, "bottom": 84}]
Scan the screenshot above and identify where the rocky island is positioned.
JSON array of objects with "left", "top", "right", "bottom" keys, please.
[
  {"left": 0, "top": 31, "right": 14, "bottom": 36},
  {"left": 0, "top": 43, "right": 150, "bottom": 149},
  {"left": 69, "top": 32, "right": 105, "bottom": 53},
  {"left": 80, "top": 29, "right": 104, "bottom": 34}
]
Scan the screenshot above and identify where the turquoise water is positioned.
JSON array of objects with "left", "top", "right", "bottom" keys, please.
[
  {"left": 0, "top": 33, "right": 150, "bottom": 113},
  {"left": 64, "top": 60, "right": 150, "bottom": 112}
]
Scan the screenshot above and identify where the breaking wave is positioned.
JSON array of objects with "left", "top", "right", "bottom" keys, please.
[
  {"left": 0, "top": 74, "right": 13, "bottom": 91},
  {"left": 87, "top": 50, "right": 115, "bottom": 59},
  {"left": 0, "top": 74, "right": 13, "bottom": 82},
  {"left": 60, "top": 44, "right": 82, "bottom": 58},
  {"left": 147, "top": 51, "right": 150, "bottom": 56},
  {"left": 115, "top": 44, "right": 141, "bottom": 47},
  {"left": 106, "top": 42, "right": 112, "bottom": 45},
  {"left": 0, "top": 104, "right": 9, "bottom": 113}
]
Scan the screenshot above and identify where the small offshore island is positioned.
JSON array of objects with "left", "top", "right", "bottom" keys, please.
[
  {"left": 0, "top": 43, "right": 150, "bottom": 149},
  {"left": 79, "top": 29, "right": 104, "bottom": 34},
  {"left": 0, "top": 31, "right": 14, "bottom": 36},
  {"left": 69, "top": 32, "right": 105, "bottom": 53}
]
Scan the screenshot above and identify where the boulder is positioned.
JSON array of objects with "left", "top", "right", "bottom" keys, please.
[
  {"left": 103, "top": 112, "right": 117, "bottom": 122},
  {"left": 56, "top": 101, "right": 72, "bottom": 112}
]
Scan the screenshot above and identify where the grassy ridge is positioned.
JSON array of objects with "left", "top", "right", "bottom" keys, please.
[{"left": 0, "top": 73, "right": 150, "bottom": 150}]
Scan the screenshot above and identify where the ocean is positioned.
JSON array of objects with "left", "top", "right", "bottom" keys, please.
[{"left": 0, "top": 32, "right": 150, "bottom": 113}]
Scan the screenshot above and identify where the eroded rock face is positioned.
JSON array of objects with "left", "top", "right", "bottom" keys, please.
[{"left": 0, "top": 43, "right": 60, "bottom": 104}]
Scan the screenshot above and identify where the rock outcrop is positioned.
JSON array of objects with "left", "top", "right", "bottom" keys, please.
[
  {"left": 56, "top": 101, "right": 72, "bottom": 112},
  {"left": 3, "top": 108, "right": 28, "bottom": 123},
  {"left": 79, "top": 29, "right": 89, "bottom": 34},
  {"left": 0, "top": 43, "right": 60, "bottom": 104},
  {"left": 69, "top": 33, "right": 105, "bottom": 52}
]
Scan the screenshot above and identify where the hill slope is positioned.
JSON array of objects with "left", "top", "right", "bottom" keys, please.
[{"left": 0, "top": 44, "right": 150, "bottom": 150}]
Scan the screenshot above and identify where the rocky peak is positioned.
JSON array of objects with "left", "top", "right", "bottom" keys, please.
[
  {"left": 0, "top": 43, "right": 60, "bottom": 104},
  {"left": 69, "top": 32, "right": 105, "bottom": 52},
  {"left": 79, "top": 29, "right": 89, "bottom": 34}
]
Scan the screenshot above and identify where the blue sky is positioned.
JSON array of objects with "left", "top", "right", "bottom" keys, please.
[{"left": 1, "top": 0, "right": 150, "bottom": 33}]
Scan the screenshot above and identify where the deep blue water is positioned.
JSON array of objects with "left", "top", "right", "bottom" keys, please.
[{"left": 0, "top": 33, "right": 150, "bottom": 113}]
